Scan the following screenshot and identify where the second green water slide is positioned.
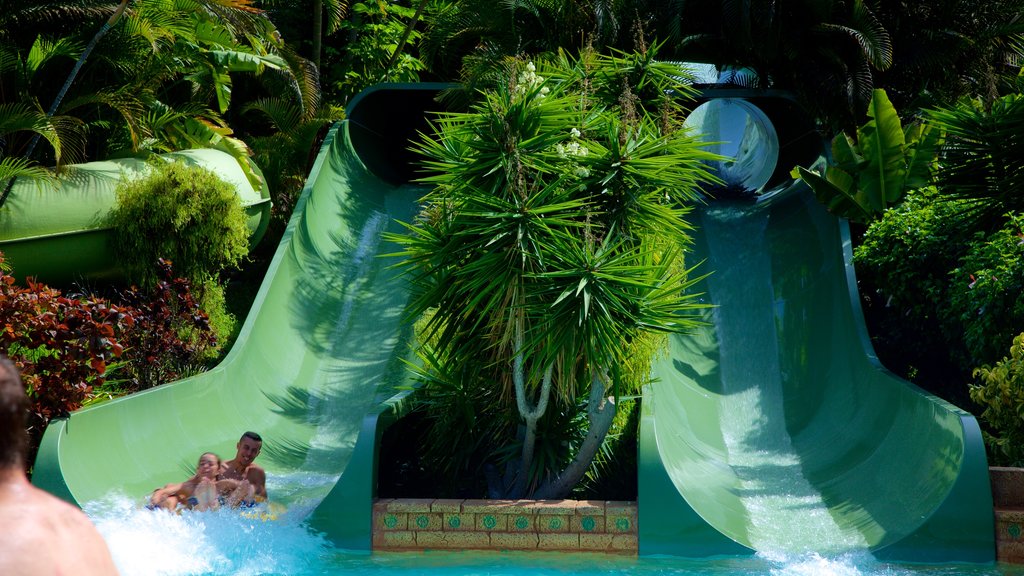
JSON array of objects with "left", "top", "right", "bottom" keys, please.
[
  {"left": 638, "top": 187, "right": 995, "bottom": 561},
  {"left": 32, "top": 84, "right": 994, "bottom": 560}
]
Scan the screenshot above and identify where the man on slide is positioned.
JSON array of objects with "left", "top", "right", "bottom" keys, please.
[
  {"left": 0, "top": 355, "right": 120, "bottom": 575},
  {"left": 219, "top": 431, "right": 268, "bottom": 504}
]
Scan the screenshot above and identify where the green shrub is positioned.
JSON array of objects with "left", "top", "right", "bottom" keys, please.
[
  {"left": 109, "top": 160, "right": 250, "bottom": 288},
  {"left": 116, "top": 259, "right": 220, "bottom": 389},
  {"left": 946, "top": 214, "right": 1024, "bottom": 365},
  {"left": 854, "top": 187, "right": 966, "bottom": 324},
  {"left": 0, "top": 254, "right": 131, "bottom": 467},
  {"left": 857, "top": 189, "right": 1024, "bottom": 391},
  {"left": 970, "top": 333, "right": 1024, "bottom": 466}
]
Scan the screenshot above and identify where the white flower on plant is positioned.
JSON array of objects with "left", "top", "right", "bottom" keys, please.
[
  {"left": 514, "top": 62, "right": 546, "bottom": 98},
  {"left": 570, "top": 127, "right": 581, "bottom": 138},
  {"left": 574, "top": 167, "right": 590, "bottom": 178}
]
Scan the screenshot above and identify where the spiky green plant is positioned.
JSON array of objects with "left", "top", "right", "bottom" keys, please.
[{"left": 390, "top": 45, "right": 717, "bottom": 499}]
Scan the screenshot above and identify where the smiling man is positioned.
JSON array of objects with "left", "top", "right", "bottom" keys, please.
[{"left": 219, "top": 431, "right": 267, "bottom": 503}]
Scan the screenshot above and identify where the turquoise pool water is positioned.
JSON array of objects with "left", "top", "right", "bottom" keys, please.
[{"left": 86, "top": 495, "right": 1023, "bottom": 576}]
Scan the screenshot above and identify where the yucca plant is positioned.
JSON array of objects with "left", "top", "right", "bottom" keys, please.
[{"left": 390, "top": 45, "right": 718, "bottom": 499}]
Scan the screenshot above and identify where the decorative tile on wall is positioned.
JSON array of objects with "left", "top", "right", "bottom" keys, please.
[{"left": 372, "top": 498, "right": 638, "bottom": 554}]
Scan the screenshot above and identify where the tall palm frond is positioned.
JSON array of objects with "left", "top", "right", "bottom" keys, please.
[
  {"left": 928, "top": 94, "right": 1024, "bottom": 232},
  {"left": 0, "top": 102, "right": 83, "bottom": 167}
]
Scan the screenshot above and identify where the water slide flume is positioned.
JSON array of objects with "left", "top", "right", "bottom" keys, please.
[
  {"left": 30, "top": 83, "right": 995, "bottom": 561},
  {"left": 0, "top": 148, "right": 272, "bottom": 285},
  {"left": 30, "top": 84, "right": 447, "bottom": 549},
  {"left": 638, "top": 96, "right": 995, "bottom": 562}
]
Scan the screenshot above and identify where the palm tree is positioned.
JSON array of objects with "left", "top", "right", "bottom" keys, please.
[
  {"left": 257, "top": 0, "right": 348, "bottom": 71},
  {"left": 1, "top": 0, "right": 320, "bottom": 188},
  {"left": 927, "top": 94, "right": 1024, "bottom": 233},
  {"left": 393, "top": 46, "right": 717, "bottom": 498}
]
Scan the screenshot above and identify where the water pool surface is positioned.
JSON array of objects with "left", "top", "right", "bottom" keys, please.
[{"left": 86, "top": 496, "right": 1023, "bottom": 576}]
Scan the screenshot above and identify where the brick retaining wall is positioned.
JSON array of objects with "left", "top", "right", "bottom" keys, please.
[
  {"left": 372, "top": 498, "right": 638, "bottom": 553},
  {"left": 993, "top": 467, "right": 1024, "bottom": 563}
]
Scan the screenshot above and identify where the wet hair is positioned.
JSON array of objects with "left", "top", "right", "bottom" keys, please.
[
  {"left": 0, "top": 356, "right": 29, "bottom": 469},
  {"left": 241, "top": 431, "right": 262, "bottom": 443}
]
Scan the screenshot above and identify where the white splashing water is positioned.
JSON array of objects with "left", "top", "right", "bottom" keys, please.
[
  {"left": 702, "top": 205, "right": 868, "bottom": 559},
  {"left": 85, "top": 494, "right": 330, "bottom": 576}
]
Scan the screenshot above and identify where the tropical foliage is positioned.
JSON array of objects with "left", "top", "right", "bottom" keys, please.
[
  {"left": 107, "top": 160, "right": 251, "bottom": 346},
  {"left": 391, "top": 45, "right": 717, "bottom": 498},
  {"left": 970, "top": 332, "right": 1024, "bottom": 466},
  {"left": 874, "top": 0, "right": 1024, "bottom": 111},
  {"left": 927, "top": 94, "right": 1024, "bottom": 232},
  {"left": 108, "top": 161, "right": 251, "bottom": 289},
  {"left": 326, "top": 0, "right": 426, "bottom": 102},
  {"left": 793, "top": 89, "right": 941, "bottom": 223},
  {"left": 651, "top": 0, "right": 892, "bottom": 129},
  {"left": 0, "top": 0, "right": 319, "bottom": 189},
  {"left": 0, "top": 255, "right": 216, "bottom": 462}
]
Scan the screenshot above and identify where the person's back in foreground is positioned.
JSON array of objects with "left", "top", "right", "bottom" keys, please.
[{"left": 0, "top": 355, "right": 120, "bottom": 576}]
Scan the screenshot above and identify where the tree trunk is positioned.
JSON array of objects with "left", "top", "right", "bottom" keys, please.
[
  {"left": 312, "top": 0, "right": 323, "bottom": 71},
  {"left": 381, "top": 0, "right": 429, "bottom": 81},
  {"left": 509, "top": 363, "right": 552, "bottom": 499},
  {"left": 533, "top": 371, "right": 617, "bottom": 500},
  {"left": 508, "top": 322, "right": 552, "bottom": 499}
]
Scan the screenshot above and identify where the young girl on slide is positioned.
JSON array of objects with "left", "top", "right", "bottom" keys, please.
[{"left": 148, "top": 452, "right": 255, "bottom": 511}]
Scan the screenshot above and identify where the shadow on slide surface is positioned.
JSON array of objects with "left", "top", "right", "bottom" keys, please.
[
  {"left": 31, "top": 84, "right": 449, "bottom": 550},
  {"left": 638, "top": 184, "right": 995, "bottom": 562}
]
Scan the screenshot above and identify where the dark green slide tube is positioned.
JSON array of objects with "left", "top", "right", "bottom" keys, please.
[
  {"left": 638, "top": 184, "right": 995, "bottom": 562},
  {"left": 31, "top": 84, "right": 450, "bottom": 550}
]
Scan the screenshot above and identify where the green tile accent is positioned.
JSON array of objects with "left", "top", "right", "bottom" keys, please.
[
  {"left": 483, "top": 515, "right": 497, "bottom": 529},
  {"left": 1010, "top": 523, "right": 1022, "bottom": 540},
  {"left": 581, "top": 516, "right": 596, "bottom": 532},
  {"left": 416, "top": 515, "right": 430, "bottom": 529},
  {"left": 514, "top": 515, "right": 531, "bottom": 530}
]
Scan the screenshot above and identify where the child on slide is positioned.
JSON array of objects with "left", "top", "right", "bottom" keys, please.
[{"left": 147, "top": 452, "right": 253, "bottom": 511}]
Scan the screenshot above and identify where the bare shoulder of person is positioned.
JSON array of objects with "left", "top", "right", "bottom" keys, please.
[
  {"left": 0, "top": 492, "right": 118, "bottom": 575},
  {"left": 46, "top": 493, "right": 120, "bottom": 575},
  {"left": 0, "top": 504, "right": 56, "bottom": 574}
]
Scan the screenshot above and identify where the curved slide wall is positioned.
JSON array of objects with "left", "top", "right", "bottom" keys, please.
[
  {"left": 638, "top": 185, "right": 995, "bottom": 562},
  {"left": 31, "top": 84, "right": 449, "bottom": 550}
]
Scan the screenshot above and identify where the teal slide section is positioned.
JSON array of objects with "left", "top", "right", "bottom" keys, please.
[
  {"left": 29, "top": 83, "right": 995, "bottom": 560},
  {"left": 638, "top": 183, "right": 995, "bottom": 562},
  {"left": 31, "top": 84, "right": 449, "bottom": 549}
]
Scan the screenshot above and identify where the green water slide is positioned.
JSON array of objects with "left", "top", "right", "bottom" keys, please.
[
  {"left": 0, "top": 148, "right": 272, "bottom": 285},
  {"left": 31, "top": 84, "right": 450, "bottom": 549},
  {"left": 29, "top": 83, "right": 995, "bottom": 561},
  {"left": 637, "top": 164, "right": 995, "bottom": 560}
]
